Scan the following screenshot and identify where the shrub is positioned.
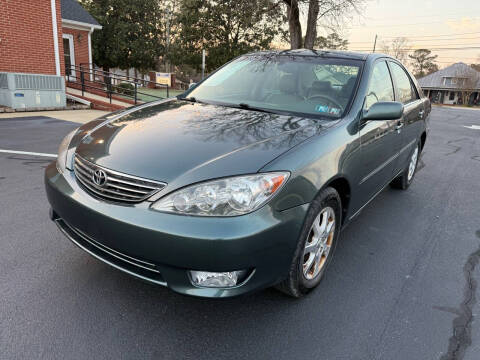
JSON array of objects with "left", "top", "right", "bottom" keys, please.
[{"left": 116, "top": 82, "right": 135, "bottom": 95}]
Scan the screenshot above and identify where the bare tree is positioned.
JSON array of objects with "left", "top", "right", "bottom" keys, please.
[
  {"left": 456, "top": 66, "right": 480, "bottom": 106},
  {"left": 282, "top": 0, "right": 365, "bottom": 49},
  {"left": 381, "top": 37, "right": 410, "bottom": 64},
  {"left": 284, "top": 0, "right": 303, "bottom": 48}
]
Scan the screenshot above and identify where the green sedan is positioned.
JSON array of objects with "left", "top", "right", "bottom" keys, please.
[{"left": 45, "top": 50, "right": 430, "bottom": 298}]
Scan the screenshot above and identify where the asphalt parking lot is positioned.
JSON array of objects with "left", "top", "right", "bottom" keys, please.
[{"left": 1, "top": 107, "right": 479, "bottom": 359}]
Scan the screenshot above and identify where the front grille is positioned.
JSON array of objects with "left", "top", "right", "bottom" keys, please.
[{"left": 73, "top": 155, "right": 166, "bottom": 203}]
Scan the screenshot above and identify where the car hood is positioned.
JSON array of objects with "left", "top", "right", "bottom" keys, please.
[{"left": 75, "top": 99, "right": 332, "bottom": 189}]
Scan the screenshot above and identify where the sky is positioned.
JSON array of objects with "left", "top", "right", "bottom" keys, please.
[{"left": 321, "top": 0, "right": 480, "bottom": 67}]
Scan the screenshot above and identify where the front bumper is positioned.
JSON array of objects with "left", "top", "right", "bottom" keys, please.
[{"left": 45, "top": 162, "right": 308, "bottom": 298}]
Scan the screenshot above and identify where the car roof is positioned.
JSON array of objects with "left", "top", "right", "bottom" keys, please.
[{"left": 246, "top": 49, "right": 392, "bottom": 62}]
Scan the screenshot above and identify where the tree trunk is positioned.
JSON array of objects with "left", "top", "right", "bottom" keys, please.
[
  {"left": 284, "top": 0, "right": 302, "bottom": 49},
  {"left": 304, "top": 0, "right": 319, "bottom": 49}
]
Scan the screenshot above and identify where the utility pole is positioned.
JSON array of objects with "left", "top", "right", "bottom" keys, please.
[
  {"left": 373, "top": 34, "right": 378, "bottom": 53},
  {"left": 201, "top": 49, "right": 205, "bottom": 80},
  {"left": 165, "top": 5, "right": 171, "bottom": 73}
]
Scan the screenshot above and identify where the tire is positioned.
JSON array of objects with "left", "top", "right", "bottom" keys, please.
[
  {"left": 390, "top": 141, "right": 421, "bottom": 190},
  {"left": 275, "top": 187, "right": 342, "bottom": 298}
]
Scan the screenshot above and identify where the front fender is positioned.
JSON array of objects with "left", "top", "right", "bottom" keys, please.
[{"left": 261, "top": 121, "right": 358, "bottom": 212}]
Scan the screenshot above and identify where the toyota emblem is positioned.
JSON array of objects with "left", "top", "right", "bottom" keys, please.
[{"left": 92, "top": 169, "right": 107, "bottom": 187}]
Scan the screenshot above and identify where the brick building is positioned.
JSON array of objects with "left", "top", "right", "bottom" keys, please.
[
  {"left": 60, "top": 0, "right": 101, "bottom": 80},
  {"left": 0, "top": 0, "right": 101, "bottom": 109}
]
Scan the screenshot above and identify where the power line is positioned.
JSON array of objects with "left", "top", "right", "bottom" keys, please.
[
  {"left": 348, "top": 46, "right": 480, "bottom": 52},
  {"left": 436, "top": 56, "right": 479, "bottom": 59},
  {"left": 435, "top": 60, "right": 479, "bottom": 63},
  {"left": 373, "top": 31, "right": 480, "bottom": 39},
  {"left": 349, "top": 36, "right": 480, "bottom": 45},
  {"left": 348, "top": 17, "right": 480, "bottom": 28},
  {"left": 361, "top": 11, "right": 477, "bottom": 21},
  {"left": 349, "top": 47, "right": 480, "bottom": 50}
]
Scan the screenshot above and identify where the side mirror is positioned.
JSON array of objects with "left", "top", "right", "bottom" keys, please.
[
  {"left": 362, "top": 101, "right": 404, "bottom": 121},
  {"left": 188, "top": 82, "right": 197, "bottom": 89}
]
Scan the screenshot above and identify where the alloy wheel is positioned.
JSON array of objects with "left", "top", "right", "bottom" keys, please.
[
  {"left": 302, "top": 207, "right": 336, "bottom": 280},
  {"left": 408, "top": 146, "right": 419, "bottom": 182}
]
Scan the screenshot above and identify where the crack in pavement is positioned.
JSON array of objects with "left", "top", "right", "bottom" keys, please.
[
  {"left": 434, "top": 306, "right": 463, "bottom": 317},
  {"left": 444, "top": 138, "right": 470, "bottom": 156},
  {"left": 440, "top": 230, "right": 480, "bottom": 360}
]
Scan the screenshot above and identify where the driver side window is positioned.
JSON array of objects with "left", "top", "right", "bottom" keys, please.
[{"left": 365, "top": 61, "right": 395, "bottom": 110}]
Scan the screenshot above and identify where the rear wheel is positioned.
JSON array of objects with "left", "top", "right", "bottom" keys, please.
[
  {"left": 276, "top": 187, "right": 342, "bottom": 298},
  {"left": 390, "top": 141, "right": 420, "bottom": 190}
]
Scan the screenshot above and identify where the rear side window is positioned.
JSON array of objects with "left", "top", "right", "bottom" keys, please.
[
  {"left": 364, "top": 61, "right": 394, "bottom": 110},
  {"left": 389, "top": 62, "right": 419, "bottom": 104}
]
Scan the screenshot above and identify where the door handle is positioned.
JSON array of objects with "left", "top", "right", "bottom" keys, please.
[
  {"left": 396, "top": 121, "right": 404, "bottom": 132},
  {"left": 418, "top": 110, "right": 425, "bottom": 119}
]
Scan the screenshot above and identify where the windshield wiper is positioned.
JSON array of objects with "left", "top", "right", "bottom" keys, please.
[
  {"left": 236, "top": 103, "right": 279, "bottom": 114},
  {"left": 181, "top": 96, "right": 197, "bottom": 102}
]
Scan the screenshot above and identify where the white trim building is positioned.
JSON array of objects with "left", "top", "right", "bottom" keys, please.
[{"left": 418, "top": 62, "right": 480, "bottom": 105}]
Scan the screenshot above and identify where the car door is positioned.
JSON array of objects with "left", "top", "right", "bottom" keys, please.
[
  {"left": 354, "top": 60, "right": 403, "bottom": 210},
  {"left": 388, "top": 61, "right": 425, "bottom": 175}
]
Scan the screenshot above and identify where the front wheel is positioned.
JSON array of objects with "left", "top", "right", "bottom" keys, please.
[
  {"left": 275, "top": 187, "right": 342, "bottom": 298},
  {"left": 390, "top": 141, "right": 421, "bottom": 190}
]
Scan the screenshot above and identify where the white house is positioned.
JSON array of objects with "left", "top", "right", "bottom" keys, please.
[{"left": 418, "top": 63, "right": 480, "bottom": 105}]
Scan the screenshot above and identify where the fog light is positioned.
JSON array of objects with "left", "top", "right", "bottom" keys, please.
[{"left": 190, "top": 270, "right": 247, "bottom": 288}]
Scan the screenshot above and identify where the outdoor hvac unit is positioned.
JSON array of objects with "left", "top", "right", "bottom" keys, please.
[{"left": 0, "top": 72, "right": 66, "bottom": 110}]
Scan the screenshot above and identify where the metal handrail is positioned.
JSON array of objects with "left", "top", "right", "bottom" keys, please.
[
  {"left": 66, "top": 64, "right": 169, "bottom": 105},
  {"left": 79, "top": 63, "right": 152, "bottom": 85}
]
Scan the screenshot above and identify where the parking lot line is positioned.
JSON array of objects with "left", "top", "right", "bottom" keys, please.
[{"left": 0, "top": 149, "right": 57, "bottom": 157}]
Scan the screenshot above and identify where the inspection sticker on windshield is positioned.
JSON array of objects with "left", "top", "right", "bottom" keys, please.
[
  {"left": 315, "top": 105, "right": 329, "bottom": 113},
  {"left": 315, "top": 105, "right": 341, "bottom": 115},
  {"left": 329, "top": 107, "right": 341, "bottom": 115}
]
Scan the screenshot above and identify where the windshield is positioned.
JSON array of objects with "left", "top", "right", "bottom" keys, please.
[{"left": 186, "top": 54, "right": 362, "bottom": 119}]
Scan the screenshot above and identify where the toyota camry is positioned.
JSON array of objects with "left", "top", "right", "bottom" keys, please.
[{"left": 45, "top": 50, "right": 430, "bottom": 298}]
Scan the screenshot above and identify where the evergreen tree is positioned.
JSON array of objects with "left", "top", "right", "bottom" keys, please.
[
  {"left": 79, "top": 0, "right": 162, "bottom": 73},
  {"left": 408, "top": 49, "right": 438, "bottom": 78},
  {"left": 172, "top": 0, "right": 284, "bottom": 71}
]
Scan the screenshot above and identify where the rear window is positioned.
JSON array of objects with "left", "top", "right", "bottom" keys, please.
[{"left": 389, "top": 62, "right": 419, "bottom": 104}]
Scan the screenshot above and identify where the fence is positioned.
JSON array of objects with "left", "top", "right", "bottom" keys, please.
[{"left": 66, "top": 64, "right": 170, "bottom": 105}]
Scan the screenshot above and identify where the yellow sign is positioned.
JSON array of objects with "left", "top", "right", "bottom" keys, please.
[{"left": 155, "top": 72, "right": 171, "bottom": 86}]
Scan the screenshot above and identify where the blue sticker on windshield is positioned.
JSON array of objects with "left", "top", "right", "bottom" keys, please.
[
  {"left": 329, "top": 107, "right": 341, "bottom": 115},
  {"left": 315, "top": 105, "right": 329, "bottom": 113}
]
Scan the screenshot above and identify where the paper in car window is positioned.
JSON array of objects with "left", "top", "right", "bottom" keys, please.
[{"left": 202, "top": 60, "right": 252, "bottom": 86}]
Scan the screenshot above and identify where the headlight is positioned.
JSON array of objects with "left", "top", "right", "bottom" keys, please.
[
  {"left": 151, "top": 172, "right": 289, "bottom": 216},
  {"left": 56, "top": 129, "right": 77, "bottom": 173}
]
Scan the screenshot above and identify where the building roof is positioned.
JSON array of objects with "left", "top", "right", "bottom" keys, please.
[
  {"left": 61, "top": 0, "right": 100, "bottom": 27},
  {"left": 418, "top": 62, "right": 480, "bottom": 90}
]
